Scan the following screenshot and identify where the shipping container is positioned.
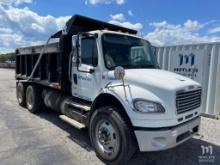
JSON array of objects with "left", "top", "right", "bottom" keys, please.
[{"left": 156, "top": 42, "right": 220, "bottom": 117}]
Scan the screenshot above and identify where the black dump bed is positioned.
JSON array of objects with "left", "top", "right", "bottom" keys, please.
[
  {"left": 15, "top": 38, "right": 72, "bottom": 94},
  {"left": 15, "top": 42, "right": 60, "bottom": 82},
  {"left": 15, "top": 14, "right": 137, "bottom": 93}
]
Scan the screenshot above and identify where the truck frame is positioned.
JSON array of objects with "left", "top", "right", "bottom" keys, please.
[{"left": 15, "top": 15, "right": 202, "bottom": 165}]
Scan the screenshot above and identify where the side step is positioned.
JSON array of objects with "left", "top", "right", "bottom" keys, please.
[
  {"left": 59, "top": 115, "right": 85, "bottom": 129},
  {"left": 66, "top": 101, "right": 91, "bottom": 112}
]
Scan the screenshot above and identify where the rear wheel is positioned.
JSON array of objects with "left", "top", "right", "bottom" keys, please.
[
  {"left": 89, "top": 106, "right": 137, "bottom": 165},
  {"left": 26, "top": 85, "right": 43, "bottom": 113},
  {"left": 16, "top": 82, "right": 26, "bottom": 106}
]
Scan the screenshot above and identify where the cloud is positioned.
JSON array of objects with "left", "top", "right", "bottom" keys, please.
[
  {"left": 128, "top": 10, "right": 133, "bottom": 16},
  {"left": 116, "top": 0, "right": 125, "bottom": 5},
  {"left": 184, "top": 20, "right": 202, "bottom": 30},
  {"left": 0, "top": 0, "right": 32, "bottom": 6},
  {"left": 86, "top": 0, "right": 125, "bottom": 5},
  {"left": 110, "top": 13, "right": 125, "bottom": 22},
  {"left": 208, "top": 27, "right": 220, "bottom": 34},
  {"left": 87, "top": 0, "right": 112, "bottom": 5},
  {"left": 145, "top": 19, "right": 220, "bottom": 46},
  {"left": 109, "top": 13, "right": 143, "bottom": 32},
  {"left": 0, "top": 4, "right": 70, "bottom": 53}
]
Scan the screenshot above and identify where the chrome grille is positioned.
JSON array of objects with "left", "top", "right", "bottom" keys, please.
[{"left": 176, "top": 88, "right": 202, "bottom": 114}]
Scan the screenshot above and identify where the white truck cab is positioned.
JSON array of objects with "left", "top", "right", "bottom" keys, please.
[
  {"left": 16, "top": 15, "right": 202, "bottom": 165},
  {"left": 71, "top": 30, "right": 201, "bottom": 152}
]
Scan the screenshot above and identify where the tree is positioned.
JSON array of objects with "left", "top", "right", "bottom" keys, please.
[
  {"left": 0, "top": 54, "right": 7, "bottom": 62},
  {"left": 8, "top": 54, "right": 15, "bottom": 62},
  {"left": 0, "top": 53, "right": 15, "bottom": 62}
]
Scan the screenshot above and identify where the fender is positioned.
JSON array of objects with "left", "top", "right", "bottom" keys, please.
[{"left": 89, "top": 91, "right": 132, "bottom": 126}]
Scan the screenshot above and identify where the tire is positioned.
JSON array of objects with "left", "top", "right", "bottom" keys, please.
[
  {"left": 89, "top": 106, "right": 137, "bottom": 165},
  {"left": 16, "top": 82, "right": 26, "bottom": 106},
  {"left": 26, "top": 85, "right": 43, "bottom": 113}
]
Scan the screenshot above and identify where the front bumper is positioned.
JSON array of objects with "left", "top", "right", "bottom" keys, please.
[{"left": 134, "top": 117, "right": 200, "bottom": 152}]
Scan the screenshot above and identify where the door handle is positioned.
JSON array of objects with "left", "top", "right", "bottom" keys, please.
[{"left": 73, "top": 74, "right": 77, "bottom": 84}]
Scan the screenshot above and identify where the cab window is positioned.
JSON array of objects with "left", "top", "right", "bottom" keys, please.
[{"left": 81, "top": 38, "right": 98, "bottom": 67}]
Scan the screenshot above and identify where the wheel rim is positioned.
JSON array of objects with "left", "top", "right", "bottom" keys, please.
[
  {"left": 26, "top": 89, "right": 33, "bottom": 109},
  {"left": 17, "top": 86, "right": 23, "bottom": 103},
  {"left": 95, "top": 119, "right": 120, "bottom": 160}
]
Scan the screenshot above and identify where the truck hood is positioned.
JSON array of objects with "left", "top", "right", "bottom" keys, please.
[
  {"left": 106, "top": 69, "right": 201, "bottom": 127},
  {"left": 108, "top": 69, "right": 200, "bottom": 92}
]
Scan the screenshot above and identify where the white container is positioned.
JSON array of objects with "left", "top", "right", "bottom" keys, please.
[{"left": 156, "top": 42, "right": 220, "bottom": 117}]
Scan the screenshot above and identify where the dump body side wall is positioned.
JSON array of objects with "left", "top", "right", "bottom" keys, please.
[{"left": 15, "top": 37, "right": 72, "bottom": 94}]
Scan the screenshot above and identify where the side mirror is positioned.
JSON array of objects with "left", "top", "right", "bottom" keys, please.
[
  {"left": 114, "top": 66, "right": 125, "bottom": 80},
  {"left": 114, "top": 66, "right": 127, "bottom": 101}
]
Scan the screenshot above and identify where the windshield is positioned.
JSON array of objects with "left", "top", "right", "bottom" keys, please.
[{"left": 102, "top": 33, "right": 158, "bottom": 69}]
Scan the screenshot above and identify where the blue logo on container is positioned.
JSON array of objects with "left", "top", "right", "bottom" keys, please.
[{"left": 179, "top": 53, "right": 195, "bottom": 66}]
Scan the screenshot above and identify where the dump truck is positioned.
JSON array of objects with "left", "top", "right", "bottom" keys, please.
[{"left": 15, "top": 15, "right": 202, "bottom": 165}]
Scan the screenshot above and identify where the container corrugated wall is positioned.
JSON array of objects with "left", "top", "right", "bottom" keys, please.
[{"left": 156, "top": 42, "right": 220, "bottom": 117}]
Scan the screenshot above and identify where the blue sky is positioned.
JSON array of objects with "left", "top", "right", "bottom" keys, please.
[{"left": 1, "top": 0, "right": 220, "bottom": 52}]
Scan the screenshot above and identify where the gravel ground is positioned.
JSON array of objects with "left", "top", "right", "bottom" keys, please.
[{"left": 0, "top": 68, "right": 219, "bottom": 165}]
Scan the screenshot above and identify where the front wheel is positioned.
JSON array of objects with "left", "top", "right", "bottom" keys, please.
[{"left": 89, "top": 106, "right": 137, "bottom": 165}]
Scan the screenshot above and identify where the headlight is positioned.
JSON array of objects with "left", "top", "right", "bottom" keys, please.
[{"left": 133, "top": 99, "right": 165, "bottom": 113}]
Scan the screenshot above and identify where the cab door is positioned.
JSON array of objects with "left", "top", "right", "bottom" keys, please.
[{"left": 71, "top": 36, "right": 99, "bottom": 101}]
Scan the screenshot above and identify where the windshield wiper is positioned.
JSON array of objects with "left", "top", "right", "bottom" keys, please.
[
  {"left": 108, "top": 64, "right": 134, "bottom": 70},
  {"left": 129, "top": 64, "right": 156, "bottom": 69},
  {"left": 108, "top": 64, "right": 156, "bottom": 70},
  {"left": 120, "top": 64, "right": 135, "bottom": 68}
]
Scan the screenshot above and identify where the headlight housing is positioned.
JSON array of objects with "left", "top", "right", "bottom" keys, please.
[{"left": 133, "top": 99, "right": 165, "bottom": 113}]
